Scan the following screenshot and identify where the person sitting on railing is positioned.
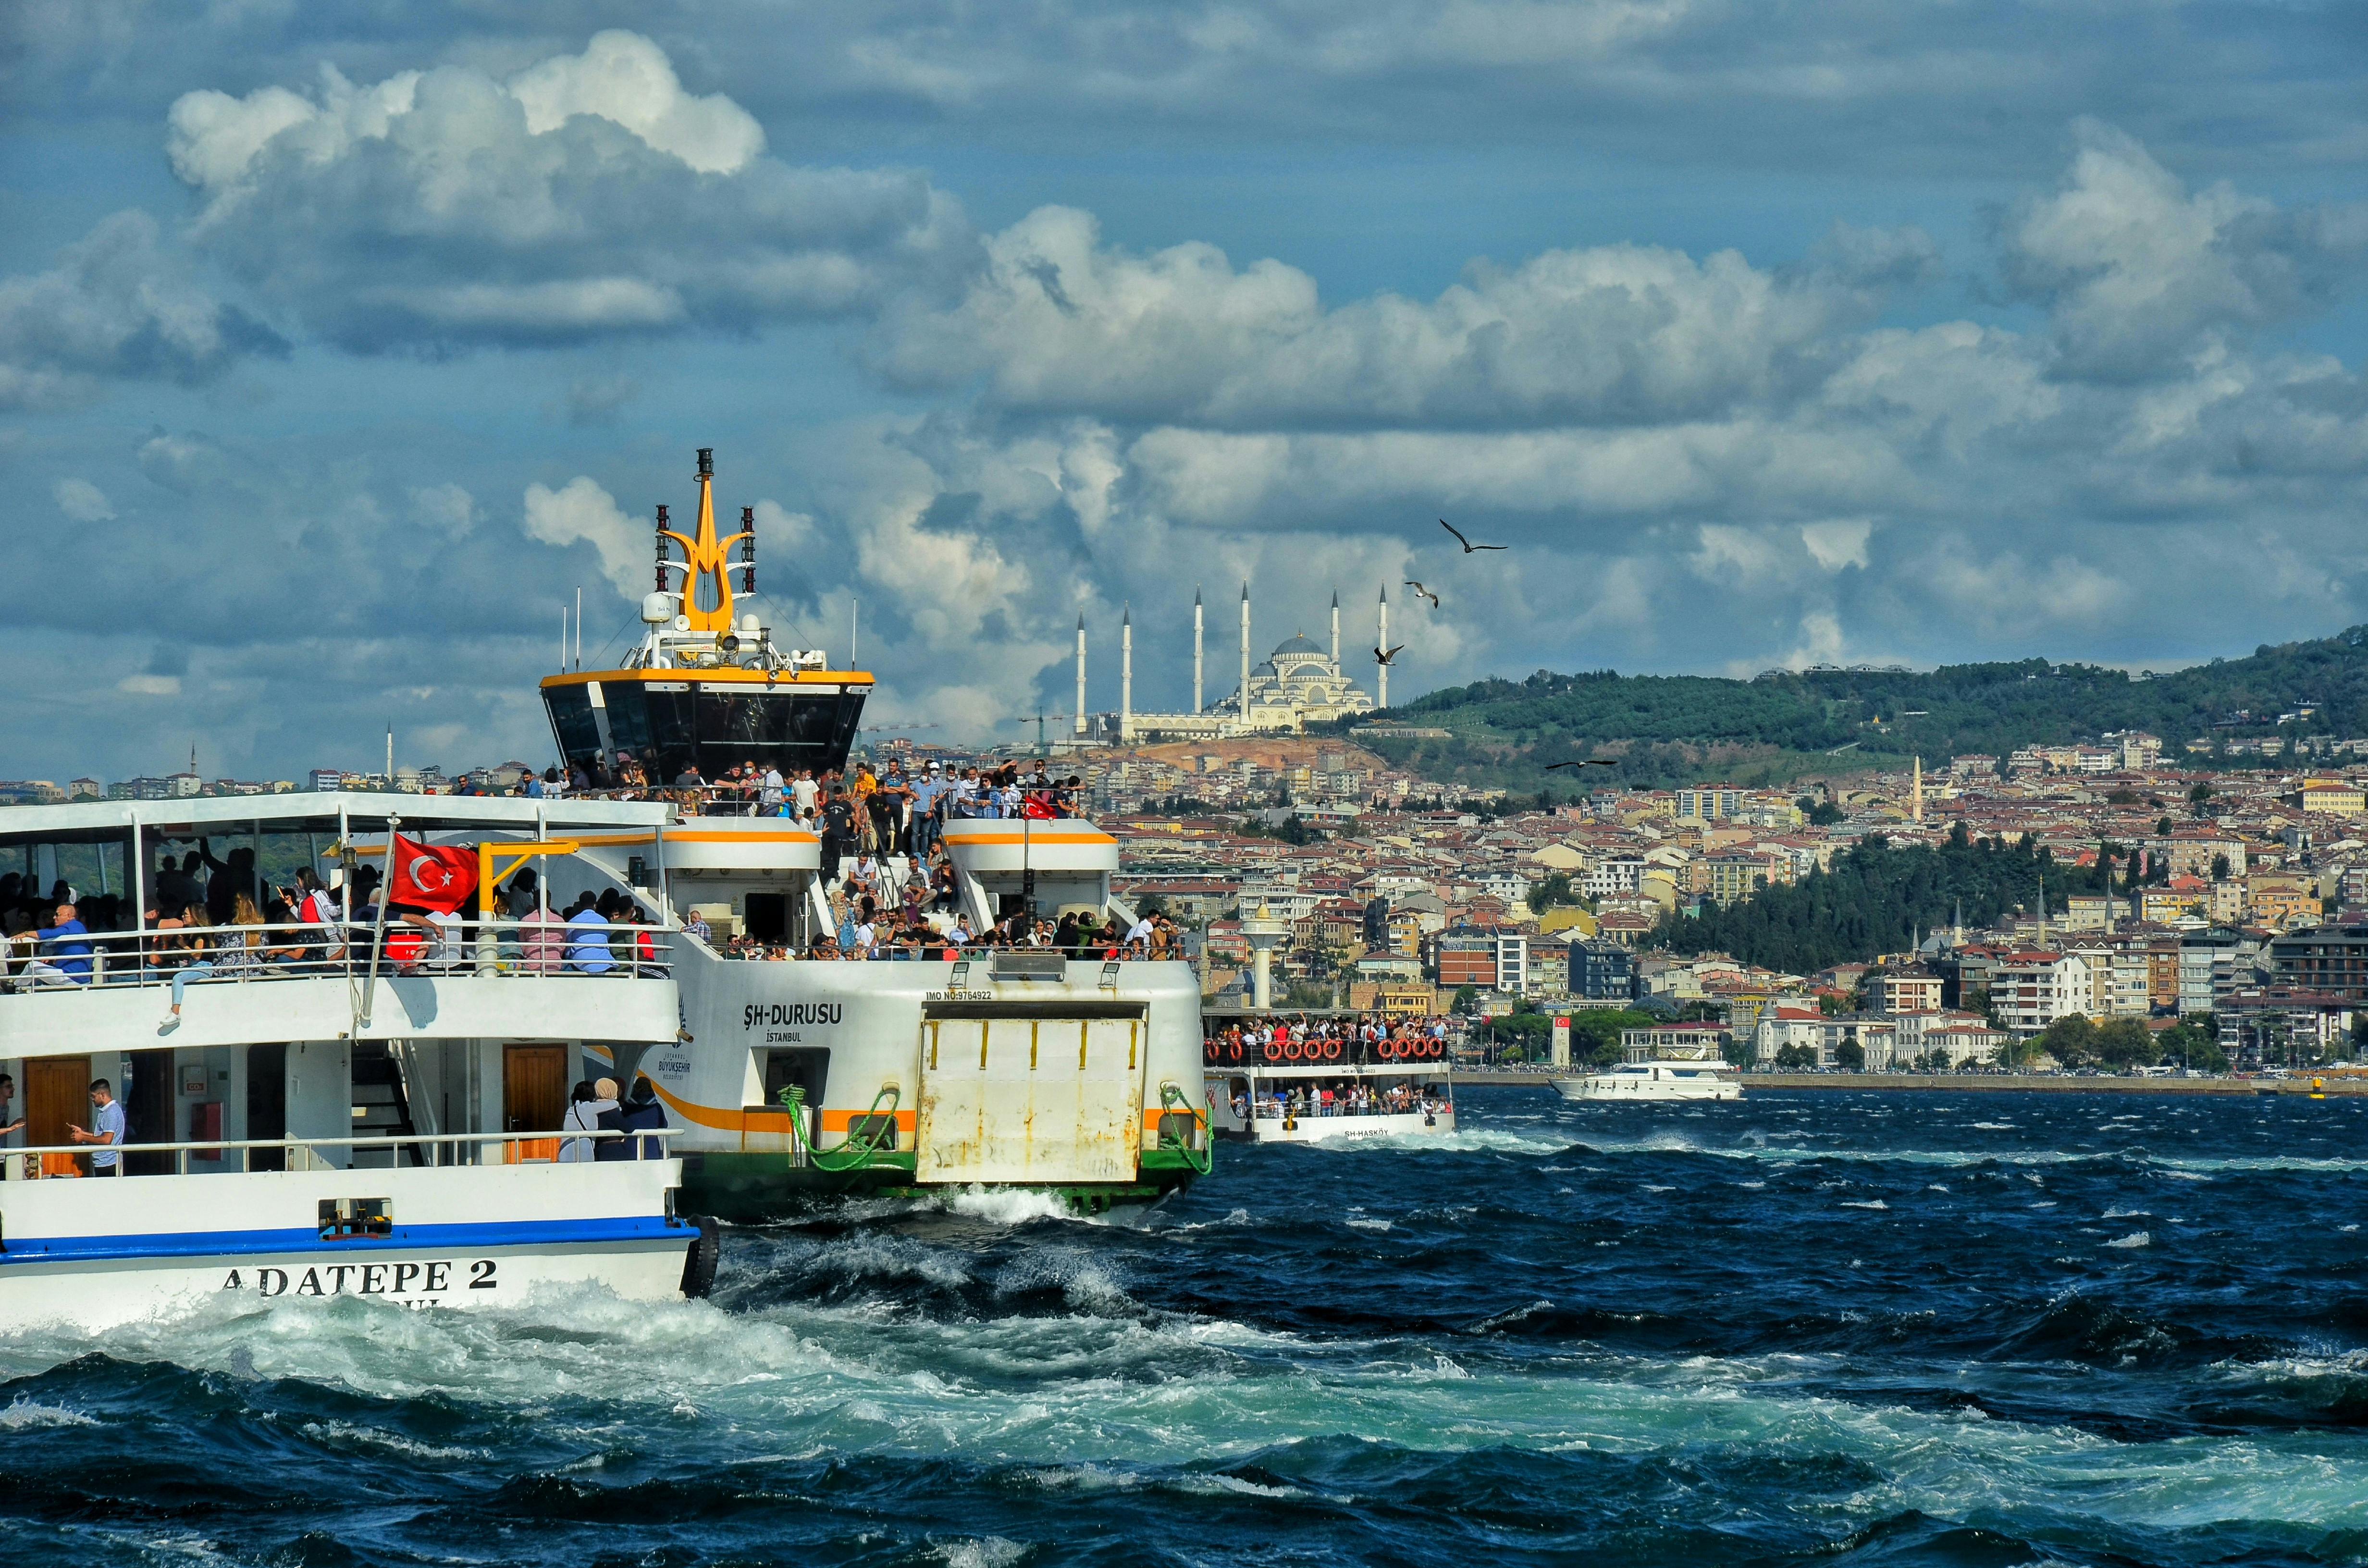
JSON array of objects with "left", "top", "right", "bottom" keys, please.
[
  {"left": 154, "top": 907, "right": 211, "bottom": 1031},
  {"left": 11, "top": 899, "right": 96, "bottom": 988},
  {"left": 565, "top": 892, "right": 614, "bottom": 975}
]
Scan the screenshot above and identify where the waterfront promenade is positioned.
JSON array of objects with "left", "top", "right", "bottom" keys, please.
[{"left": 1451, "top": 1068, "right": 2368, "bottom": 1095}]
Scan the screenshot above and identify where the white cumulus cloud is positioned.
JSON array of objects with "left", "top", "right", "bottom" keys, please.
[
  {"left": 53, "top": 477, "right": 115, "bottom": 522},
  {"left": 164, "top": 33, "right": 974, "bottom": 351},
  {"left": 522, "top": 476, "right": 648, "bottom": 598}
]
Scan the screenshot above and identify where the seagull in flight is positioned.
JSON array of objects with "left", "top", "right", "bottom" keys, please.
[
  {"left": 1373, "top": 643, "right": 1405, "bottom": 666},
  {"left": 1404, "top": 580, "right": 1440, "bottom": 608},
  {"left": 1543, "top": 759, "right": 1619, "bottom": 770},
  {"left": 1439, "top": 518, "right": 1506, "bottom": 553}
]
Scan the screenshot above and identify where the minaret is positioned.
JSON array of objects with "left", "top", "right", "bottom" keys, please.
[
  {"left": 1376, "top": 584, "right": 1389, "bottom": 710},
  {"left": 1120, "top": 605, "right": 1133, "bottom": 744},
  {"left": 1912, "top": 756, "right": 1923, "bottom": 823},
  {"left": 1239, "top": 582, "right": 1251, "bottom": 723},
  {"left": 1073, "top": 614, "right": 1087, "bottom": 737},
  {"left": 1193, "top": 588, "right": 1204, "bottom": 713},
  {"left": 1330, "top": 589, "right": 1340, "bottom": 667}
]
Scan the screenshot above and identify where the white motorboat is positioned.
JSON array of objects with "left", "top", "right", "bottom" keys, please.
[
  {"left": 1554, "top": 1061, "right": 1742, "bottom": 1102},
  {"left": 0, "top": 793, "right": 715, "bottom": 1333}
]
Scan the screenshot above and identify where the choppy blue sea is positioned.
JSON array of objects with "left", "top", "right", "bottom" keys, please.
[{"left": 4, "top": 1087, "right": 2367, "bottom": 1566}]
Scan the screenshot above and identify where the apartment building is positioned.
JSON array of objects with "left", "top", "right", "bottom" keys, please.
[{"left": 1991, "top": 950, "right": 2093, "bottom": 1034}]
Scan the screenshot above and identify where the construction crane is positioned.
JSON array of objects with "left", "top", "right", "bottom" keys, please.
[{"left": 1009, "top": 712, "right": 1073, "bottom": 756}]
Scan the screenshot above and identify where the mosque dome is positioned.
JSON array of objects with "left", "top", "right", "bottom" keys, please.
[{"left": 1271, "top": 634, "right": 1325, "bottom": 658}]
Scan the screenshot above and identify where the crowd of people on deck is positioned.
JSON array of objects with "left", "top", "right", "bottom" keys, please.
[
  {"left": 483, "top": 753, "right": 1089, "bottom": 841},
  {"left": 0, "top": 846, "right": 667, "bottom": 1011},
  {"left": 0, "top": 748, "right": 1161, "bottom": 993},
  {"left": 1227, "top": 1079, "right": 1451, "bottom": 1122},
  {"left": 1203, "top": 1016, "right": 1452, "bottom": 1064}
]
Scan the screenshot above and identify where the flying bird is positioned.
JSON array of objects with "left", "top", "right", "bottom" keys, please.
[
  {"left": 1404, "top": 580, "right": 1440, "bottom": 608},
  {"left": 1373, "top": 643, "right": 1405, "bottom": 665},
  {"left": 1439, "top": 518, "right": 1506, "bottom": 552},
  {"left": 1544, "top": 759, "right": 1618, "bottom": 770}
]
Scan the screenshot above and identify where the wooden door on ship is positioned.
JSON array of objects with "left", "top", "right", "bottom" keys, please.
[
  {"left": 26, "top": 1055, "right": 88, "bottom": 1176},
  {"left": 502, "top": 1045, "right": 567, "bottom": 1161}
]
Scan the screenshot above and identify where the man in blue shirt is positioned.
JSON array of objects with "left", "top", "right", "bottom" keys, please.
[
  {"left": 70, "top": 1078, "right": 124, "bottom": 1175},
  {"left": 14, "top": 901, "right": 94, "bottom": 986},
  {"left": 565, "top": 895, "right": 613, "bottom": 974}
]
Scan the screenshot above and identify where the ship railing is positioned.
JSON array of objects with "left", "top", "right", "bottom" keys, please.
[
  {"left": 1, "top": 1127, "right": 678, "bottom": 1180},
  {"left": 0, "top": 917, "right": 671, "bottom": 994},
  {"left": 1240, "top": 1096, "right": 1447, "bottom": 1121}
]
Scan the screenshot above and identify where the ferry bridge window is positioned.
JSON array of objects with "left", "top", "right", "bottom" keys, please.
[{"left": 545, "top": 685, "right": 599, "bottom": 761}]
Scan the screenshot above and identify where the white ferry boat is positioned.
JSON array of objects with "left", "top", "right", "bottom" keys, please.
[
  {"left": 0, "top": 794, "right": 715, "bottom": 1334},
  {"left": 1554, "top": 1061, "right": 1742, "bottom": 1102},
  {"left": 1203, "top": 1011, "right": 1456, "bottom": 1142},
  {"left": 515, "top": 450, "right": 1210, "bottom": 1219}
]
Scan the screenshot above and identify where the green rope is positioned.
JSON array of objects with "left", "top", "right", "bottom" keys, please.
[
  {"left": 777, "top": 1082, "right": 903, "bottom": 1171},
  {"left": 1157, "top": 1081, "right": 1213, "bottom": 1176}
]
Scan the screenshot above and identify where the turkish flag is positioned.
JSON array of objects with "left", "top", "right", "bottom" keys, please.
[
  {"left": 389, "top": 833, "right": 480, "bottom": 913},
  {"left": 1023, "top": 793, "right": 1058, "bottom": 820}
]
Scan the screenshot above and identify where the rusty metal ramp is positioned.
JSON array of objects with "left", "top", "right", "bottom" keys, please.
[{"left": 916, "top": 1000, "right": 1146, "bottom": 1185}]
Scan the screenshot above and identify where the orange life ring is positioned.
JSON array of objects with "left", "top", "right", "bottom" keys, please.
[
  {"left": 1379, "top": 1039, "right": 1399, "bottom": 1060},
  {"left": 1320, "top": 1039, "right": 1342, "bottom": 1062},
  {"left": 1283, "top": 1039, "right": 1302, "bottom": 1061}
]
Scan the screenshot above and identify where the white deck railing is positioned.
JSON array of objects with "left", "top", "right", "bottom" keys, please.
[
  {"left": 2, "top": 1127, "right": 677, "bottom": 1178},
  {"left": 0, "top": 917, "right": 671, "bottom": 995}
]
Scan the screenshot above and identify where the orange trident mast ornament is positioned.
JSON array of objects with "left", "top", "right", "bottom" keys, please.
[{"left": 655, "top": 448, "right": 754, "bottom": 634}]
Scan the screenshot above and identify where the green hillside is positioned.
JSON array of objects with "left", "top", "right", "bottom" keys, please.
[{"left": 1340, "top": 626, "right": 2368, "bottom": 793}]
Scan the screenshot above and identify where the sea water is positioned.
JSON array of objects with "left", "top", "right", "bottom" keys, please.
[{"left": 3, "top": 1088, "right": 2365, "bottom": 1566}]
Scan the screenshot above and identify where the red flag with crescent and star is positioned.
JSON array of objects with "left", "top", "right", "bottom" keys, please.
[{"left": 389, "top": 833, "right": 479, "bottom": 913}]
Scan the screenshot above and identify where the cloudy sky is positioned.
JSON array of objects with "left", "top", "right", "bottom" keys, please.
[{"left": 4, "top": 2, "right": 2365, "bottom": 782}]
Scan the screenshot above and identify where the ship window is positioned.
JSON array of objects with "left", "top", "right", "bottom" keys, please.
[
  {"left": 744, "top": 893, "right": 788, "bottom": 943},
  {"left": 545, "top": 686, "right": 598, "bottom": 760},
  {"left": 758, "top": 1048, "right": 829, "bottom": 1111},
  {"left": 319, "top": 1197, "right": 392, "bottom": 1239}
]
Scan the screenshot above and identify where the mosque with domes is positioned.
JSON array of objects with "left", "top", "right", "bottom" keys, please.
[{"left": 1072, "top": 585, "right": 1383, "bottom": 744}]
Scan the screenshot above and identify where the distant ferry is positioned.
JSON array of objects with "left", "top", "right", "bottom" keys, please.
[{"left": 1203, "top": 1011, "right": 1455, "bottom": 1141}]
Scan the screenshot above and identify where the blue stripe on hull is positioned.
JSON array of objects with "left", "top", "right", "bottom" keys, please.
[{"left": 0, "top": 1216, "right": 688, "bottom": 1264}]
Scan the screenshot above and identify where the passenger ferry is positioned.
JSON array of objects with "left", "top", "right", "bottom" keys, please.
[
  {"left": 1202, "top": 1010, "right": 1455, "bottom": 1142},
  {"left": 0, "top": 794, "right": 715, "bottom": 1334},
  {"left": 518, "top": 450, "right": 1209, "bottom": 1219}
]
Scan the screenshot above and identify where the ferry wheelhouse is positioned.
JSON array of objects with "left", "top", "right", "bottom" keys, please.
[
  {"left": 0, "top": 795, "right": 714, "bottom": 1333},
  {"left": 530, "top": 450, "right": 1210, "bottom": 1219},
  {"left": 1202, "top": 1010, "right": 1456, "bottom": 1142}
]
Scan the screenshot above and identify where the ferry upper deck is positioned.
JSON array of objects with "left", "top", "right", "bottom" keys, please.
[{"left": 0, "top": 792, "right": 682, "bottom": 1175}]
